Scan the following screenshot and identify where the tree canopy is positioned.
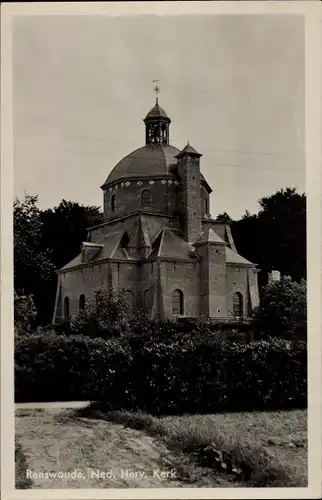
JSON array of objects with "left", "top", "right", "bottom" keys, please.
[{"left": 14, "top": 195, "right": 104, "bottom": 325}]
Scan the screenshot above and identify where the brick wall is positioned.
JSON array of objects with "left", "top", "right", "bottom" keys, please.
[
  {"left": 177, "top": 156, "right": 202, "bottom": 243},
  {"left": 197, "top": 244, "right": 227, "bottom": 317},
  {"left": 103, "top": 179, "right": 180, "bottom": 221},
  {"left": 225, "top": 265, "right": 250, "bottom": 317}
]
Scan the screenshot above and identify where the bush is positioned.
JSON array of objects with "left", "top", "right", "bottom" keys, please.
[
  {"left": 15, "top": 331, "right": 113, "bottom": 402},
  {"left": 15, "top": 326, "right": 306, "bottom": 412},
  {"left": 93, "top": 337, "right": 307, "bottom": 415},
  {"left": 69, "top": 286, "right": 131, "bottom": 338},
  {"left": 14, "top": 291, "right": 37, "bottom": 337},
  {"left": 253, "top": 276, "right": 307, "bottom": 340}
]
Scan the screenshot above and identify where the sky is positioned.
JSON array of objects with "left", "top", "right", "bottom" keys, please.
[{"left": 12, "top": 14, "right": 305, "bottom": 219}]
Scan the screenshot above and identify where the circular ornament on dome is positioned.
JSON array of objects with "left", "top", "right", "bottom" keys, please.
[
  {"left": 115, "top": 185, "right": 118, "bottom": 190},
  {"left": 149, "top": 180, "right": 155, "bottom": 185},
  {"left": 161, "top": 180, "right": 166, "bottom": 184},
  {"left": 174, "top": 181, "right": 179, "bottom": 185},
  {"left": 168, "top": 180, "right": 173, "bottom": 184},
  {"left": 109, "top": 187, "right": 112, "bottom": 192},
  {"left": 137, "top": 181, "right": 143, "bottom": 185},
  {"left": 125, "top": 181, "right": 131, "bottom": 187}
]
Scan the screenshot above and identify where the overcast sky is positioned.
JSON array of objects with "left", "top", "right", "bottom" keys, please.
[{"left": 13, "top": 14, "right": 304, "bottom": 219}]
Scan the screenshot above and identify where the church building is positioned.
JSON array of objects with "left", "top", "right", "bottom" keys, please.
[{"left": 53, "top": 94, "right": 260, "bottom": 323}]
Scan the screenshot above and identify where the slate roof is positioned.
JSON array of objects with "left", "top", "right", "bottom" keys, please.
[
  {"left": 144, "top": 102, "right": 170, "bottom": 121},
  {"left": 101, "top": 143, "right": 180, "bottom": 186},
  {"left": 194, "top": 227, "right": 226, "bottom": 246},
  {"left": 175, "top": 142, "right": 202, "bottom": 159},
  {"left": 148, "top": 228, "right": 197, "bottom": 260},
  {"left": 225, "top": 246, "right": 254, "bottom": 266}
]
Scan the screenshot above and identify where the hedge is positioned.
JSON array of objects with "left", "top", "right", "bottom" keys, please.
[
  {"left": 15, "top": 331, "right": 306, "bottom": 414},
  {"left": 92, "top": 337, "right": 307, "bottom": 415},
  {"left": 14, "top": 332, "right": 130, "bottom": 402}
]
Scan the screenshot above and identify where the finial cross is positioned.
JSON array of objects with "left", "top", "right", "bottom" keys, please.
[{"left": 152, "top": 80, "right": 160, "bottom": 103}]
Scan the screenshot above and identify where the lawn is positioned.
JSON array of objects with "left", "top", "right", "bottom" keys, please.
[
  {"left": 159, "top": 409, "right": 307, "bottom": 486},
  {"left": 86, "top": 407, "right": 307, "bottom": 487}
]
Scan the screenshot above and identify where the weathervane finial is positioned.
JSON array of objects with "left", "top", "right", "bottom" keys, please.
[{"left": 152, "top": 79, "right": 160, "bottom": 104}]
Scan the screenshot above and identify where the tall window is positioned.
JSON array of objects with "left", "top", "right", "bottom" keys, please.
[
  {"left": 172, "top": 289, "right": 184, "bottom": 316},
  {"left": 79, "top": 294, "right": 85, "bottom": 312},
  {"left": 141, "top": 189, "right": 152, "bottom": 208},
  {"left": 233, "top": 292, "right": 243, "bottom": 317},
  {"left": 204, "top": 197, "right": 208, "bottom": 215},
  {"left": 64, "top": 296, "right": 70, "bottom": 319},
  {"left": 111, "top": 195, "right": 116, "bottom": 212}
]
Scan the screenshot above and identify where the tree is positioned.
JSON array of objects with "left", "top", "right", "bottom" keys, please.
[
  {"left": 40, "top": 200, "right": 104, "bottom": 270},
  {"left": 231, "top": 187, "right": 306, "bottom": 286},
  {"left": 70, "top": 286, "right": 131, "bottom": 338},
  {"left": 14, "top": 291, "right": 37, "bottom": 337},
  {"left": 257, "top": 188, "right": 306, "bottom": 283},
  {"left": 253, "top": 276, "right": 307, "bottom": 340},
  {"left": 37, "top": 200, "right": 104, "bottom": 325},
  {"left": 215, "top": 212, "right": 233, "bottom": 224},
  {"left": 14, "top": 194, "right": 55, "bottom": 298}
]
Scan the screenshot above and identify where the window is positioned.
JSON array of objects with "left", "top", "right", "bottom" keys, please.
[
  {"left": 141, "top": 189, "right": 151, "bottom": 208},
  {"left": 79, "top": 294, "right": 85, "bottom": 312},
  {"left": 161, "top": 124, "right": 167, "bottom": 143},
  {"left": 233, "top": 292, "right": 243, "bottom": 318},
  {"left": 111, "top": 195, "right": 116, "bottom": 212},
  {"left": 172, "top": 289, "right": 184, "bottom": 316},
  {"left": 204, "top": 197, "right": 208, "bottom": 214},
  {"left": 63, "top": 296, "right": 69, "bottom": 319}
]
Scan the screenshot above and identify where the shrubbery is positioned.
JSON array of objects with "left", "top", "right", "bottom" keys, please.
[
  {"left": 92, "top": 337, "right": 306, "bottom": 415},
  {"left": 15, "top": 327, "right": 307, "bottom": 413},
  {"left": 253, "top": 276, "right": 307, "bottom": 340},
  {"left": 15, "top": 332, "right": 108, "bottom": 402},
  {"left": 70, "top": 286, "right": 131, "bottom": 338},
  {"left": 14, "top": 291, "right": 37, "bottom": 337}
]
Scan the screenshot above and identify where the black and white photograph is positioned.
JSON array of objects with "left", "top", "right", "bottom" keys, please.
[{"left": 1, "top": 1, "right": 321, "bottom": 498}]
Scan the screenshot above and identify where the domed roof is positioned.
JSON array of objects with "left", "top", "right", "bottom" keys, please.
[
  {"left": 144, "top": 102, "right": 170, "bottom": 121},
  {"left": 102, "top": 143, "right": 180, "bottom": 187}
]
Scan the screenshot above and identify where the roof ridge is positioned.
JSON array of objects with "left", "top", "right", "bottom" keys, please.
[{"left": 157, "top": 228, "right": 166, "bottom": 258}]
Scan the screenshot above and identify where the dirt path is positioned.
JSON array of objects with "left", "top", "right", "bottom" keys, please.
[{"left": 16, "top": 409, "right": 206, "bottom": 489}]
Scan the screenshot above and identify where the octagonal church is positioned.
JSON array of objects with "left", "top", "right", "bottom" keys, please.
[{"left": 53, "top": 97, "right": 260, "bottom": 323}]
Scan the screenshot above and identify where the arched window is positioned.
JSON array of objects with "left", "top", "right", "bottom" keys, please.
[
  {"left": 172, "top": 289, "right": 184, "bottom": 316},
  {"left": 63, "top": 296, "right": 69, "bottom": 319},
  {"left": 79, "top": 294, "right": 85, "bottom": 312},
  {"left": 161, "top": 123, "right": 167, "bottom": 143},
  {"left": 111, "top": 195, "right": 116, "bottom": 212},
  {"left": 233, "top": 292, "right": 243, "bottom": 318},
  {"left": 141, "top": 189, "right": 151, "bottom": 208}
]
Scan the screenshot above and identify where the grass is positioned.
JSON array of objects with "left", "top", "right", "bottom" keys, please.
[
  {"left": 78, "top": 406, "right": 307, "bottom": 487},
  {"left": 15, "top": 440, "right": 33, "bottom": 489}
]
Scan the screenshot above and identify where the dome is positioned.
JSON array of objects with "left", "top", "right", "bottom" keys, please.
[
  {"left": 144, "top": 103, "right": 170, "bottom": 121},
  {"left": 102, "top": 143, "right": 180, "bottom": 187}
]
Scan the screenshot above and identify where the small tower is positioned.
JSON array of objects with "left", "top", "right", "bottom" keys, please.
[
  {"left": 194, "top": 228, "right": 227, "bottom": 318},
  {"left": 144, "top": 83, "right": 171, "bottom": 145},
  {"left": 176, "top": 142, "right": 202, "bottom": 244}
]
